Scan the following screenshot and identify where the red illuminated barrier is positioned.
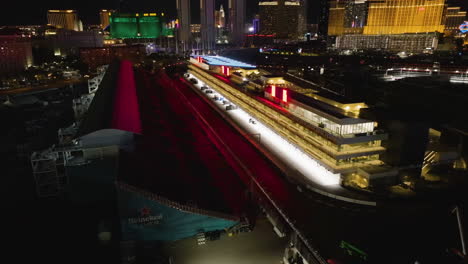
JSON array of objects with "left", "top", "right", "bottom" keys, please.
[
  {"left": 111, "top": 60, "right": 142, "bottom": 134},
  {"left": 221, "top": 65, "right": 230, "bottom": 76},
  {"left": 268, "top": 85, "right": 288, "bottom": 103}
]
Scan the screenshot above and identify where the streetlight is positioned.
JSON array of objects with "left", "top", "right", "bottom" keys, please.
[{"left": 248, "top": 27, "right": 254, "bottom": 33}]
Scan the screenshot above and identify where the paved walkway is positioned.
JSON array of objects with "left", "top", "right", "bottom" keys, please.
[{"left": 164, "top": 218, "right": 288, "bottom": 264}]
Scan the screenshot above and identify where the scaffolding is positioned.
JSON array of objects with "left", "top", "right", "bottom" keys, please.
[
  {"left": 88, "top": 66, "right": 107, "bottom": 94},
  {"left": 31, "top": 65, "right": 110, "bottom": 198},
  {"left": 58, "top": 122, "right": 79, "bottom": 145},
  {"left": 72, "top": 65, "right": 107, "bottom": 120},
  {"left": 31, "top": 147, "right": 70, "bottom": 197},
  {"left": 73, "top": 93, "right": 95, "bottom": 120}
]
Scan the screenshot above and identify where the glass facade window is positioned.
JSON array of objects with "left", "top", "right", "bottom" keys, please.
[
  {"left": 289, "top": 103, "right": 375, "bottom": 136},
  {"left": 335, "top": 33, "right": 438, "bottom": 52},
  {"left": 340, "top": 123, "right": 374, "bottom": 135},
  {"left": 340, "top": 141, "right": 382, "bottom": 152},
  {"left": 328, "top": 2, "right": 345, "bottom": 36},
  {"left": 364, "top": 0, "right": 445, "bottom": 35}
]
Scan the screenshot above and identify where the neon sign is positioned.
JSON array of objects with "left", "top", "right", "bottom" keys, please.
[{"left": 459, "top": 21, "right": 468, "bottom": 33}]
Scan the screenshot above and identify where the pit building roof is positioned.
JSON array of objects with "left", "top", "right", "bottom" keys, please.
[{"left": 200, "top": 56, "right": 257, "bottom": 69}]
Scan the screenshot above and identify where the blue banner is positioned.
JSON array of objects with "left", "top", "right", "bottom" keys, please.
[{"left": 117, "top": 187, "right": 238, "bottom": 241}]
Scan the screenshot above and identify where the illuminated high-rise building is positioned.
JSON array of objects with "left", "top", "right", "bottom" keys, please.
[
  {"left": 253, "top": 14, "right": 260, "bottom": 34},
  {"left": 328, "top": 0, "right": 448, "bottom": 52},
  {"left": 99, "top": 10, "right": 115, "bottom": 30},
  {"left": 259, "top": 0, "right": 307, "bottom": 40},
  {"left": 328, "top": 0, "right": 369, "bottom": 36},
  {"left": 215, "top": 5, "right": 227, "bottom": 43},
  {"left": 329, "top": 0, "right": 447, "bottom": 36},
  {"left": 444, "top": 6, "right": 467, "bottom": 35},
  {"left": 177, "top": 0, "right": 191, "bottom": 52},
  {"left": 200, "top": 0, "right": 216, "bottom": 51},
  {"left": 0, "top": 36, "right": 33, "bottom": 74},
  {"left": 229, "top": 0, "right": 246, "bottom": 46},
  {"left": 363, "top": 0, "right": 445, "bottom": 35},
  {"left": 215, "top": 5, "right": 226, "bottom": 28},
  {"left": 328, "top": 0, "right": 346, "bottom": 36},
  {"left": 47, "top": 10, "right": 82, "bottom": 31},
  {"left": 318, "top": 0, "right": 330, "bottom": 37},
  {"left": 109, "top": 13, "right": 164, "bottom": 39},
  {"left": 344, "top": 0, "right": 368, "bottom": 34}
]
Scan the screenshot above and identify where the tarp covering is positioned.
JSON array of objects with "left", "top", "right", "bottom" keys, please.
[
  {"left": 111, "top": 60, "right": 142, "bottom": 134},
  {"left": 66, "top": 157, "right": 118, "bottom": 204},
  {"left": 117, "top": 186, "right": 238, "bottom": 241},
  {"left": 76, "top": 60, "right": 142, "bottom": 138}
]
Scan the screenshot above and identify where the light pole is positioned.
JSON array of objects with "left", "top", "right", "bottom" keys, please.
[
  {"left": 452, "top": 205, "right": 467, "bottom": 256},
  {"left": 195, "top": 37, "right": 201, "bottom": 55}
]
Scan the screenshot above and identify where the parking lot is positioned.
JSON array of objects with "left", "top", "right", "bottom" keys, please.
[{"left": 163, "top": 217, "right": 288, "bottom": 264}]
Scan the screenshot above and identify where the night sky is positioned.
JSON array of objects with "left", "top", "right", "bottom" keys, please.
[
  {"left": 0, "top": 0, "right": 467, "bottom": 26},
  {"left": 0, "top": 0, "right": 324, "bottom": 26}
]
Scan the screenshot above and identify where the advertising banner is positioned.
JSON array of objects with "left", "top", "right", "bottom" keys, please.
[{"left": 118, "top": 187, "right": 238, "bottom": 241}]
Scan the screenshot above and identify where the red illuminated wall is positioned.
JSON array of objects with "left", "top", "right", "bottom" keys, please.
[
  {"left": 111, "top": 60, "right": 142, "bottom": 134},
  {"left": 266, "top": 85, "right": 288, "bottom": 103},
  {"left": 221, "top": 65, "right": 230, "bottom": 76}
]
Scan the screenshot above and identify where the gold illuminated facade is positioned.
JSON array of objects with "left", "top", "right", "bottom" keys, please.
[
  {"left": 328, "top": 0, "right": 369, "bottom": 36},
  {"left": 47, "top": 10, "right": 82, "bottom": 31},
  {"left": 363, "top": 0, "right": 445, "bottom": 35},
  {"left": 444, "top": 7, "right": 466, "bottom": 35},
  {"left": 328, "top": 1, "right": 346, "bottom": 36},
  {"left": 99, "top": 10, "right": 115, "bottom": 30},
  {"left": 259, "top": 0, "right": 307, "bottom": 39},
  {"left": 336, "top": 33, "right": 438, "bottom": 51}
]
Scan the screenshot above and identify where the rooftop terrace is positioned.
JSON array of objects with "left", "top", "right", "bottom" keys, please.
[{"left": 200, "top": 56, "right": 257, "bottom": 69}]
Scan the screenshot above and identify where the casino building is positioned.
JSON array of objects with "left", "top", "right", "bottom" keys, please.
[
  {"left": 109, "top": 12, "right": 164, "bottom": 39},
  {"left": 328, "top": 0, "right": 467, "bottom": 52},
  {"left": 445, "top": 7, "right": 467, "bottom": 35}
]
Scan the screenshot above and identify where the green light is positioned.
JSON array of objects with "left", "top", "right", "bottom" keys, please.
[
  {"left": 340, "top": 240, "right": 368, "bottom": 261},
  {"left": 110, "top": 13, "right": 162, "bottom": 39},
  {"left": 139, "top": 16, "right": 161, "bottom": 38},
  {"left": 162, "top": 27, "right": 174, "bottom": 37}
]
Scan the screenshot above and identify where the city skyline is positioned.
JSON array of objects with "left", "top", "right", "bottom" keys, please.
[
  {"left": 2, "top": 0, "right": 468, "bottom": 264},
  {"left": 0, "top": 0, "right": 230, "bottom": 26}
]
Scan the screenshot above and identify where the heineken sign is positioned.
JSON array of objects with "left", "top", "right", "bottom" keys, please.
[
  {"left": 118, "top": 187, "right": 238, "bottom": 241},
  {"left": 128, "top": 206, "right": 163, "bottom": 226}
]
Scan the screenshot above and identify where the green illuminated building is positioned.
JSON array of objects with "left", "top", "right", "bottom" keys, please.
[{"left": 110, "top": 12, "right": 166, "bottom": 39}]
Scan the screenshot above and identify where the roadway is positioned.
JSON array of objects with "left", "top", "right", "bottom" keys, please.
[
  {"left": 163, "top": 217, "right": 288, "bottom": 264},
  {"left": 127, "top": 67, "right": 459, "bottom": 264},
  {"left": 0, "top": 78, "right": 86, "bottom": 96}
]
